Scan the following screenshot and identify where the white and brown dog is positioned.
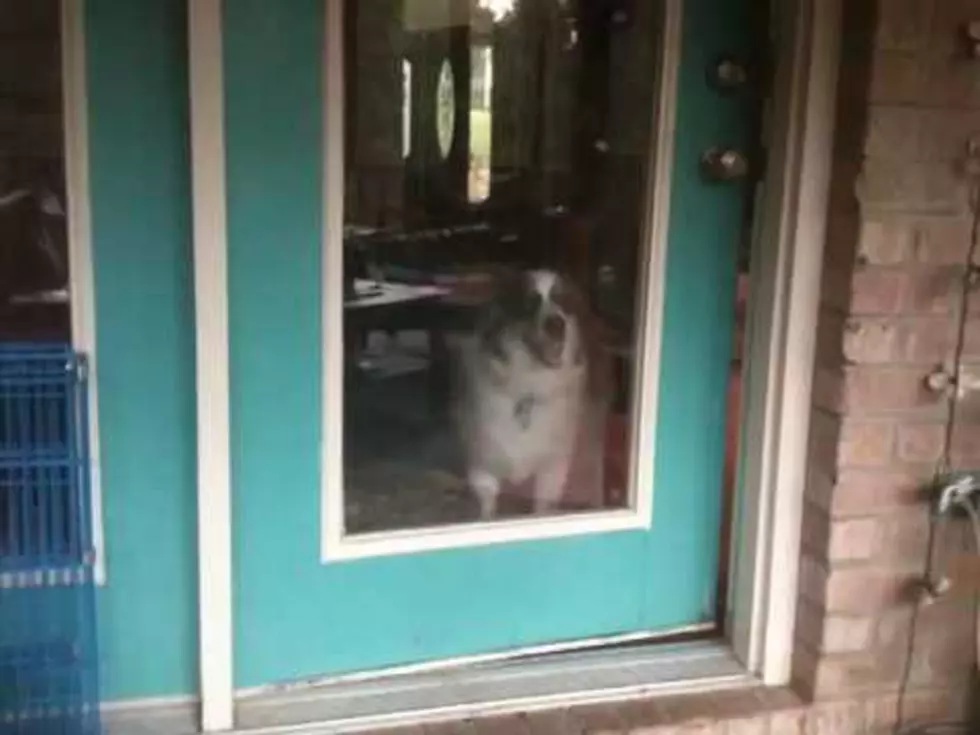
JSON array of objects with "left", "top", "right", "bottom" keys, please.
[{"left": 454, "top": 268, "right": 609, "bottom": 519}]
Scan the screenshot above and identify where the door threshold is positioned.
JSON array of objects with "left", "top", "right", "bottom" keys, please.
[
  {"left": 233, "top": 639, "right": 750, "bottom": 734},
  {"left": 243, "top": 622, "right": 716, "bottom": 696},
  {"left": 102, "top": 636, "right": 751, "bottom": 735}
]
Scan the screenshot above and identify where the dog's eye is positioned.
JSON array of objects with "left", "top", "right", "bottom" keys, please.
[{"left": 525, "top": 291, "right": 543, "bottom": 313}]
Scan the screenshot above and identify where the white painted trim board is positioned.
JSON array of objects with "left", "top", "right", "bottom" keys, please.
[
  {"left": 61, "top": 0, "right": 106, "bottom": 584},
  {"left": 188, "top": 0, "right": 234, "bottom": 730}
]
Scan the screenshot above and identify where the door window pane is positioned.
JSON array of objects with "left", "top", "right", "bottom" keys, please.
[{"left": 342, "top": 0, "right": 659, "bottom": 534}]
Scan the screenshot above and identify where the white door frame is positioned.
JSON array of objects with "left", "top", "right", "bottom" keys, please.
[{"left": 728, "top": 0, "right": 840, "bottom": 683}]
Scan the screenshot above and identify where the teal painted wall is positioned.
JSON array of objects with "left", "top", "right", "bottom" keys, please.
[
  {"left": 85, "top": 0, "right": 199, "bottom": 699},
  {"left": 223, "top": 0, "right": 327, "bottom": 688}
]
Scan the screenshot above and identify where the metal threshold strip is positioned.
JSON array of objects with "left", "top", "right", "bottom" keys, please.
[
  {"left": 102, "top": 630, "right": 753, "bottom": 734},
  {"left": 232, "top": 636, "right": 748, "bottom": 734}
]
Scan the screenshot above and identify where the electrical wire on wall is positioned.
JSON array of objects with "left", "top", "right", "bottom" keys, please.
[{"left": 892, "top": 141, "right": 980, "bottom": 735}]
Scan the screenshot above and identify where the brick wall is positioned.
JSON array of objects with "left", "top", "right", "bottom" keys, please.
[
  {"left": 366, "top": 2, "right": 980, "bottom": 733},
  {"left": 793, "top": 0, "right": 979, "bottom": 729}
]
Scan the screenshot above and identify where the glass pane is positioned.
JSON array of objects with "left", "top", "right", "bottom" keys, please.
[
  {"left": 467, "top": 45, "right": 492, "bottom": 203},
  {"left": 402, "top": 59, "right": 413, "bottom": 159},
  {"left": 436, "top": 59, "right": 456, "bottom": 159},
  {"left": 342, "top": 0, "right": 659, "bottom": 534}
]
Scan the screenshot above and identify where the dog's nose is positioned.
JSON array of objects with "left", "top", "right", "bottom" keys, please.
[{"left": 543, "top": 314, "right": 566, "bottom": 340}]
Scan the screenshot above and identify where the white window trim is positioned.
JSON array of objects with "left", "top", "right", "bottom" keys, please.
[
  {"left": 319, "top": 0, "right": 670, "bottom": 562},
  {"left": 62, "top": 0, "right": 106, "bottom": 585}
]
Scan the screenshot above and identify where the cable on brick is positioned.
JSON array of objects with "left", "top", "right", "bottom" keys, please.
[{"left": 892, "top": 141, "right": 980, "bottom": 735}]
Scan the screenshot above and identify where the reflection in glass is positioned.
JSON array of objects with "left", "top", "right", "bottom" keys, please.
[
  {"left": 467, "top": 45, "right": 492, "bottom": 203},
  {"left": 342, "top": 0, "right": 660, "bottom": 534},
  {"left": 436, "top": 59, "right": 456, "bottom": 159},
  {"left": 402, "top": 59, "right": 412, "bottom": 159}
]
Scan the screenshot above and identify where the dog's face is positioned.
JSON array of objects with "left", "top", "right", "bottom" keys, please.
[{"left": 481, "top": 269, "right": 585, "bottom": 368}]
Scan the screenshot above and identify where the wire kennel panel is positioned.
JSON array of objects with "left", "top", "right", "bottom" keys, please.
[
  {"left": 0, "top": 343, "right": 100, "bottom": 735},
  {"left": 0, "top": 344, "right": 92, "bottom": 571}
]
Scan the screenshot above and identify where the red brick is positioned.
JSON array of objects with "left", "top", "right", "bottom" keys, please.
[
  {"left": 962, "top": 324, "right": 980, "bottom": 361},
  {"left": 856, "top": 217, "right": 914, "bottom": 265},
  {"left": 874, "top": 0, "right": 933, "bottom": 51},
  {"left": 811, "top": 366, "right": 843, "bottom": 414},
  {"left": 425, "top": 720, "right": 478, "bottom": 735},
  {"left": 902, "top": 266, "right": 963, "bottom": 314},
  {"left": 919, "top": 110, "right": 980, "bottom": 161},
  {"left": 914, "top": 217, "right": 975, "bottom": 264},
  {"left": 830, "top": 469, "right": 929, "bottom": 516},
  {"left": 606, "top": 700, "right": 668, "bottom": 735},
  {"left": 798, "top": 599, "right": 873, "bottom": 653},
  {"left": 871, "top": 508, "right": 931, "bottom": 565},
  {"left": 900, "top": 318, "right": 956, "bottom": 363},
  {"left": 827, "top": 517, "right": 878, "bottom": 561},
  {"left": 768, "top": 709, "right": 805, "bottom": 735},
  {"left": 932, "top": 0, "right": 980, "bottom": 52},
  {"left": 842, "top": 319, "right": 898, "bottom": 363},
  {"left": 804, "top": 700, "right": 866, "bottom": 734},
  {"left": 815, "top": 311, "right": 846, "bottom": 367},
  {"left": 863, "top": 107, "right": 923, "bottom": 160},
  {"left": 820, "top": 267, "right": 853, "bottom": 313},
  {"left": 795, "top": 600, "right": 827, "bottom": 649},
  {"left": 825, "top": 209, "right": 861, "bottom": 263},
  {"left": 951, "top": 421, "right": 980, "bottom": 463},
  {"left": 899, "top": 687, "right": 972, "bottom": 727},
  {"left": 822, "top": 615, "right": 875, "bottom": 654},
  {"left": 875, "top": 600, "right": 975, "bottom": 688},
  {"left": 869, "top": 52, "right": 929, "bottom": 105},
  {"left": 802, "top": 501, "right": 832, "bottom": 558},
  {"left": 806, "top": 464, "right": 835, "bottom": 512},
  {"left": 567, "top": 704, "right": 625, "bottom": 734},
  {"left": 807, "top": 653, "right": 881, "bottom": 699},
  {"left": 824, "top": 567, "right": 912, "bottom": 613},
  {"left": 921, "top": 57, "right": 980, "bottom": 109},
  {"left": 473, "top": 716, "right": 531, "bottom": 735},
  {"left": 857, "top": 316, "right": 977, "bottom": 366},
  {"left": 864, "top": 694, "right": 901, "bottom": 734},
  {"left": 896, "top": 422, "right": 945, "bottom": 462},
  {"left": 523, "top": 710, "right": 573, "bottom": 735},
  {"left": 799, "top": 554, "right": 829, "bottom": 607},
  {"left": 841, "top": 366, "right": 938, "bottom": 413},
  {"left": 725, "top": 715, "right": 768, "bottom": 735},
  {"left": 809, "top": 410, "right": 842, "bottom": 470},
  {"left": 838, "top": 420, "right": 895, "bottom": 467},
  {"left": 857, "top": 160, "right": 966, "bottom": 215},
  {"left": 850, "top": 269, "right": 906, "bottom": 314}
]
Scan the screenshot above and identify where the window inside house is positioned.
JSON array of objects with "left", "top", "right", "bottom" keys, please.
[
  {"left": 467, "top": 43, "right": 492, "bottom": 203},
  {"left": 0, "top": 1, "right": 79, "bottom": 565},
  {"left": 0, "top": 2, "right": 70, "bottom": 343}
]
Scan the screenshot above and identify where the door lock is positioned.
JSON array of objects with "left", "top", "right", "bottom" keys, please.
[
  {"left": 699, "top": 147, "right": 749, "bottom": 182},
  {"left": 708, "top": 56, "right": 749, "bottom": 92}
]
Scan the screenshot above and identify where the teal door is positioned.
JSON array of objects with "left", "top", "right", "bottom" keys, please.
[{"left": 226, "top": 0, "right": 760, "bottom": 688}]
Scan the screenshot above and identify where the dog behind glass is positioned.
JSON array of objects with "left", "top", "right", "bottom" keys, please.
[{"left": 453, "top": 267, "right": 610, "bottom": 519}]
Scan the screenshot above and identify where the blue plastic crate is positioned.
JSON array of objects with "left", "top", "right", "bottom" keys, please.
[{"left": 0, "top": 343, "right": 100, "bottom": 735}]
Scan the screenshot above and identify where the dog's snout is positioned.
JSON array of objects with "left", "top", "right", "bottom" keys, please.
[{"left": 543, "top": 313, "right": 566, "bottom": 340}]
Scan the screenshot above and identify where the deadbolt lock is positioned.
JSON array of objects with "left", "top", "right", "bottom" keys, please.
[
  {"left": 699, "top": 147, "right": 749, "bottom": 183},
  {"left": 708, "top": 55, "right": 749, "bottom": 92}
]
